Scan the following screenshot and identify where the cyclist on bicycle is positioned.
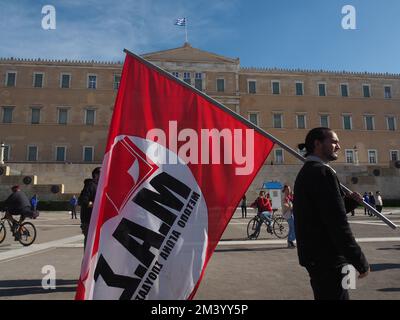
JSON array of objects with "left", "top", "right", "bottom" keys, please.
[
  {"left": 3, "top": 185, "right": 39, "bottom": 237},
  {"left": 250, "top": 190, "right": 273, "bottom": 238}
]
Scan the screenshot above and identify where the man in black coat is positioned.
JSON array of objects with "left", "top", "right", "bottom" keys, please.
[
  {"left": 78, "top": 167, "right": 100, "bottom": 250},
  {"left": 4, "top": 185, "right": 38, "bottom": 220},
  {"left": 293, "top": 128, "right": 369, "bottom": 300},
  {"left": 3, "top": 185, "right": 39, "bottom": 239}
]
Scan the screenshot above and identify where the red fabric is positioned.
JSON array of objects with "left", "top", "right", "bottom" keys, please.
[
  {"left": 255, "top": 196, "right": 272, "bottom": 212},
  {"left": 76, "top": 52, "right": 275, "bottom": 300}
]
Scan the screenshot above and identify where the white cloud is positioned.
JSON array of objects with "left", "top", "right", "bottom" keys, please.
[{"left": 0, "top": 0, "right": 241, "bottom": 60}]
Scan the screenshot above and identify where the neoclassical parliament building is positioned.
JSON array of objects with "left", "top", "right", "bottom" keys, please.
[{"left": 1, "top": 43, "right": 399, "bottom": 199}]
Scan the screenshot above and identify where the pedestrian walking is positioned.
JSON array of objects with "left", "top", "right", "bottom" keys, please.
[
  {"left": 363, "top": 192, "right": 369, "bottom": 215},
  {"left": 282, "top": 185, "right": 296, "bottom": 248},
  {"left": 78, "top": 167, "right": 101, "bottom": 250},
  {"left": 368, "top": 192, "right": 376, "bottom": 216},
  {"left": 293, "top": 127, "right": 369, "bottom": 300},
  {"left": 375, "top": 191, "right": 383, "bottom": 213},
  {"left": 30, "top": 194, "right": 38, "bottom": 212},
  {"left": 241, "top": 195, "right": 247, "bottom": 218},
  {"left": 70, "top": 195, "right": 78, "bottom": 219}
]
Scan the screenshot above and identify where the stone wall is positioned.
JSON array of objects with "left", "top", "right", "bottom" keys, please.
[{"left": 1, "top": 162, "right": 399, "bottom": 203}]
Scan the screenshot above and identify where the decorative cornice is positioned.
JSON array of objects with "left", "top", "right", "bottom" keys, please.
[
  {"left": 240, "top": 66, "right": 400, "bottom": 78},
  {"left": 1, "top": 57, "right": 399, "bottom": 78},
  {"left": 0, "top": 57, "right": 123, "bottom": 66}
]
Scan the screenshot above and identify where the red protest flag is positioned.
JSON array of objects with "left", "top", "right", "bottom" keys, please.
[{"left": 75, "top": 50, "right": 275, "bottom": 300}]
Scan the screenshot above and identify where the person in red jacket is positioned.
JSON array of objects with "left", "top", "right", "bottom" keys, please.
[{"left": 250, "top": 191, "right": 273, "bottom": 238}]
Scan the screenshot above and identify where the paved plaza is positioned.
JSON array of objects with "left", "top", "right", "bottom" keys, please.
[{"left": 0, "top": 208, "right": 399, "bottom": 300}]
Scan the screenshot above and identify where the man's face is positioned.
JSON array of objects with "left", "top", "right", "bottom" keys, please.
[{"left": 316, "top": 131, "right": 341, "bottom": 162}]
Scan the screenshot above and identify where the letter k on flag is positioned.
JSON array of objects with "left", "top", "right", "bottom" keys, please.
[{"left": 76, "top": 49, "right": 275, "bottom": 300}]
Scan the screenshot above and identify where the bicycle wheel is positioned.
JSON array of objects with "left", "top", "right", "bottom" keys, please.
[
  {"left": 17, "top": 222, "right": 37, "bottom": 246},
  {"left": 247, "top": 217, "right": 260, "bottom": 240},
  {"left": 273, "top": 217, "right": 289, "bottom": 239},
  {"left": 0, "top": 222, "right": 6, "bottom": 244}
]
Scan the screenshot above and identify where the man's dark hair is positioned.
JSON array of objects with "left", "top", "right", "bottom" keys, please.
[
  {"left": 92, "top": 167, "right": 101, "bottom": 178},
  {"left": 298, "top": 127, "right": 332, "bottom": 157}
]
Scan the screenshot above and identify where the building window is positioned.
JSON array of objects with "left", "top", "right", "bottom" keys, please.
[
  {"left": 183, "top": 72, "right": 191, "bottom": 84},
  {"left": 274, "top": 149, "right": 284, "bottom": 164},
  {"left": 296, "top": 114, "right": 307, "bottom": 129},
  {"left": 58, "top": 108, "right": 68, "bottom": 125},
  {"left": 85, "top": 109, "right": 96, "bottom": 125},
  {"left": 272, "top": 81, "right": 280, "bottom": 94},
  {"left": 217, "top": 78, "right": 225, "bottom": 92},
  {"left": 363, "top": 84, "right": 371, "bottom": 98},
  {"left": 60, "top": 73, "right": 71, "bottom": 88},
  {"left": 2, "top": 107, "right": 14, "bottom": 123},
  {"left": 195, "top": 73, "right": 203, "bottom": 91},
  {"left": 249, "top": 113, "right": 259, "bottom": 126},
  {"left": 345, "top": 150, "right": 355, "bottom": 164},
  {"left": 320, "top": 115, "right": 330, "bottom": 127},
  {"left": 273, "top": 113, "right": 283, "bottom": 129},
  {"left": 295, "top": 82, "right": 304, "bottom": 96},
  {"left": 83, "top": 146, "right": 94, "bottom": 162},
  {"left": 6, "top": 72, "right": 16, "bottom": 87},
  {"left": 56, "top": 146, "right": 66, "bottom": 162},
  {"left": 113, "top": 74, "right": 121, "bottom": 90},
  {"left": 3, "top": 144, "right": 10, "bottom": 161},
  {"left": 318, "top": 83, "right": 326, "bottom": 96},
  {"left": 368, "top": 150, "right": 377, "bottom": 164},
  {"left": 27, "top": 145, "right": 38, "bottom": 161},
  {"left": 364, "top": 115, "right": 375, "bottom": 131},
  {"left": 248, "top": 80, "right": 257, "bottom": 94},
  {"left": 172, "top": 72, "right": 179, "bottom": 78},
  {"left": 390, "top": 150, "right": 399, "bottom": 161},
  {"left": 387, "top": 116, "right": 396, "bottom": 131},
  {"left": 343, "top": 115, "right": 352, "bottom": 130},
  {"left": 88, "top": 75, "right": 97, "bottom": 89},
  {"left": 33, "top": 73, "right": 44, "bottom": 88},
  {"left": 384, "top": 86, "right": 392, "bottom": 99},
  {"left": 31, "top": 107, "right": 41, "bottom": 124},
  {"left": 340, "top": 84, "right": 349, "bottom": 97}
]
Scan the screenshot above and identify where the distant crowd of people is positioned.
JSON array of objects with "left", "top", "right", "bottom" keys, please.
[{"left": 362, "top": 191, "right": 384, "bottom": 215}]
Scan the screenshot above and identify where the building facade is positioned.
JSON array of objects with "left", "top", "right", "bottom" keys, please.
[{"left": 1, "top": 43, "right": 400, "bottom": 196}]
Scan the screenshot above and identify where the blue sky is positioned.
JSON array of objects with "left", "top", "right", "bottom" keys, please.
[{"left": 0, "top": 0, "right": 399, "bottom": 73}]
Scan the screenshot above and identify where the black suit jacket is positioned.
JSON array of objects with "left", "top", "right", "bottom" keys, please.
[
  {"left": 293, "top": 161, "right": 369, "bottom": 273},
  {"left": 78, "top": 178, "right": 98, "bottom": 224}
]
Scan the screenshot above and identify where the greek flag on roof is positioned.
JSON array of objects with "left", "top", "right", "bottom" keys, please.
[{"left": 174, "top": 17, "right": 186, "bottom": 26}]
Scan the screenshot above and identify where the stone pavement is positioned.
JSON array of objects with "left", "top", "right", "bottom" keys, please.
[{"left": 0, "top": 208, "right": 399, "bottom": 300}]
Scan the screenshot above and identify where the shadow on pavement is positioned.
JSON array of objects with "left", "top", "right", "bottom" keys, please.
[
  {"left": 370, "top": 263, "right": 400, "bottom": 272},
  {"left": 377, "top": 288, "right": 400, "bottom": 292},
  {"left": 376, "top": 245, "right": 400, "bottom": 251},
  {"left": 0, "top": 279, "right": 77, "bottom": 297}
]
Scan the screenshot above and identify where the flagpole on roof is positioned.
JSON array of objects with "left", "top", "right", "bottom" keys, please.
[
  {"left": 185, "top": 17, "right": 188, "bottom": 43},
  {"left": 122, "top": 48, "right": 397, "bottom": 230}
]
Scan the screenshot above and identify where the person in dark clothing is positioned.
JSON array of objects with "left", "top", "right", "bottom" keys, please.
[
  {"left": 293, "top": 128, "right": 369, "bottom": 300},
  {"left": 3, "top": 185, "right": 39, "bottom": 238},
  {"left": 363, "top": 192, "right": 369, "bottom": 215},
  {"left": 78, "top": 167, "right": 101, "bottom": 250},
  {"left": 368, "top": 192, "right": 376, "bottom": 217},
  {"left": 70, "top": 195, "right": 78, "bottom": 219},
  {"left": 241, "top": 195, "right": 247, "bottom": 218}
]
